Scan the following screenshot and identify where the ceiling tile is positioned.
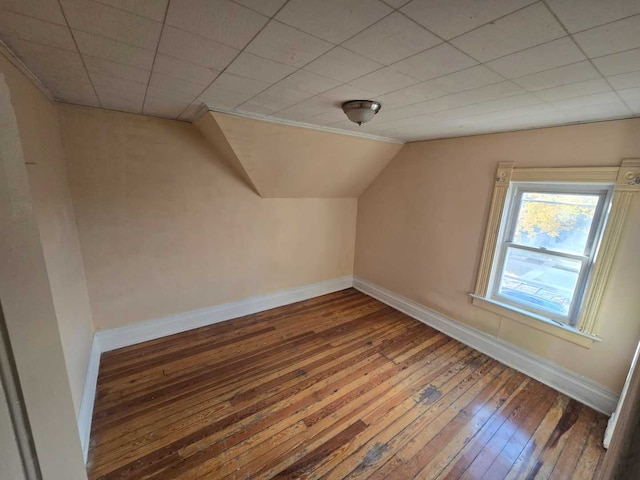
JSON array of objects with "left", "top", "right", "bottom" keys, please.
[
  {"left": 226, "top": 52, "right": 296, "bottom": 83},
  {"left": 382, "top": 0, "right": 411, "bottom": 7},
  {"left": 0, "top": 0, "right": 67, "bottom": 25},
  {"left": 5, "top": 37, "right": 89, "bottom": 84},
  {"left": 423, "top": 65, "right": 503, "bottom": 93},
  {"left": 306, "top": 108, "right": 349, "bottom": 126},
  {"left": 74, "top": 30, "right": 156, "bottom": 69},
  {"left": 401, "top": 0, "right": 536, "bottom": 40},
  {"left": 236, "top": 101, "right": 281, "bottom": 115},
  {"left": 91, "top": 71, "right": 146, "bottom": 96},
  {"left": 573, "top": 15, "right": 640, "bottom": 58},
  {"left": 199, "top": 88, "right": 258, "bottom": 109},
  {"left": 143, "top": 96, "right": 191, "bottom": 118},
  {"left": 84, "top": 55, "right": 150, "bottom": 83},
  {"left": 238, "top": 84, "right": 312, "bottom": 111},
  {"left": 275, "top": 70, "right": 341, "bottom": 95},
  {"left": 90, "top": 72, "right": 146, "bottom": 110},
  {"left": 99, "top": 92, "right": 144, "bottom": 113},
  {"left": 618, "top": 86, "right": 640, "bottom": 101},
  {"left": 148, "top": 71, "right": 207, "bottom": 101},
  {"left": 375, "top": 82, "right": 447, "bottom": 108},
  {"left": 534, "top": 78, "right": 612, "bottom": 102},
  {"left": 60, "top": 0, "right": 163, "bottom": 50},
  {"left": 318, "top": 84, "right": 379, "bottom": 103},
  {"left": 94, "top": 0, "right": 169, "bottom": 22},
  {"left": 165, "top": 0, "right": 267, "bottom": 49},
  {"left": 153, "top": 54, "right": 220, "bottom": 85},
  {"left": 559, "top": 100, "right": 631, "bottom": 121},
  {"left": 451, "top": 3, "right": 565, "bottom": 62},
  {"left": 0, "top": 11, "right": 76, "bottom": 51},
  {"left": 550, "top": 91, "right": 623, "bottom": 110},
  {"left": 275, "top": 0, "right": 391, "bottom": 43},
  {"left": 244, "top": 21, "right": 333, "bottom": 67},
  {"left": 392, "top": 43, "right": 477, "bottom": 81},
  {"left": 48, "top": 78, "right": 100, "bottom": 106},
  {"left": 349, "top": 66, "right": 419, "bottom": 95},
  {"left": 486, "top": 37, "right": 585, "bottom": 78},
  {"left": 512, "top": 61, "right": 602, "bottom": 90},
  {"left": 274, "top": 96, "right": 336, "bottom": 120},
  {"left": 233, "top": 0, "right": 287, "bottom": 17},
  {"left": 546, "top": 0, "right": 640, "bottom": 33},
  {"left": 343, "top": 12, "right": 441, "bottom": 65},
  {"left": 607, "top": 71, "right": 640, "bottom": 89},
  {"left": 592, "top": 48, "right": 640, "bottom": 76},
  {"left": 158, "top": 26, "right": 239, "bottom": 70},
  {"left": 304, "top": 47, "right": 382, "bottom": 83},
  {"left": 209, "top": 72, "right": 270, "bottom": 97}
]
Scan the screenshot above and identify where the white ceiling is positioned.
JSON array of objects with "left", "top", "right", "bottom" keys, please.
[{"left": 0, "top": 0, "right": 639, "bottom": 142}]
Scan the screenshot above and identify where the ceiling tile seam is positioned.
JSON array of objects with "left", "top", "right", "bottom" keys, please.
[
  {"left": 89, "top": 0, "right": 165, "bottom": 23},
  {"left": 407, "top": 115, "right": 640, "bottom": 143},
  {"left": 0, "top": 9, "right": 72, "bottom": 31},
  {"left": 175, "top": 0, "right": 294, "bottom": 118},
  {"left": 555, "top": 12, "right": 640, "bottom": 36},
  {"left": 227, "top": 0, "right": 267, "bottom": 17},
  {"left": 355, "top": 91, "right": 544, "bottom": 128},
  {"left": 0, "top": 31, "right": 79, "bottom": 55},
  {"left": 541, "top": 0, "right": 633, "bottom": 115},
  {"left": 239, "top": 6, "right": 447, "bottom": 118},
  {"left": 55, "top": 0, "right": 102, "bottom": 107},
  {"left": 141, "top": 0, "right": 172, "bottom": 114},
  {"left": 435, "top": 0, "right": 541, "bottom": 43},
  {"left": 0, "top": 39, "right": 54, "bottom": 101}
]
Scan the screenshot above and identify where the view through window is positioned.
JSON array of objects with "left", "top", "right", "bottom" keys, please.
[{"left": 491, "top": 185, "right": 612, "bottom": 325}]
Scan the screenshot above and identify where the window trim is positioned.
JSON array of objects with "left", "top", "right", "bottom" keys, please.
[
  {"left": 488, "top": 182, "right": 613, "bottom": 327},
  {"left": 471, "top": 160, "right": 640, "bottom": 348}
]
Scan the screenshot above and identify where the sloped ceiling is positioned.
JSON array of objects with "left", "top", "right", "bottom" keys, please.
[{"left": 195, "top": 112, "right": 402, "bottom": 198}]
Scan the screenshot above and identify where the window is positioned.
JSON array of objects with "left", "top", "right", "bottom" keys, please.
[
  {"left": 490, "top": 184, "right": 612, "bottom": 327},
  {"left": 472, "top": 160, "right": 640, "bottom": 347}
]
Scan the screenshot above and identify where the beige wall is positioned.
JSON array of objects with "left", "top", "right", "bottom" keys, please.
[
  {"left": 355, "top": 118, "right": 640, "bottom": 394},
  {"left": 0, "top": 53, "right": 94, "bottom": 418},
  {"left": 0, "top": 71, "right": 86, "bottom": 478},
  {"left": 58, "top": 105, "right": 357, "bottom": 330}
]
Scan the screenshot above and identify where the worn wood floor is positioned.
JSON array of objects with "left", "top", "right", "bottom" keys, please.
[{"left": 87, "top": 288, "right": 607, "bottom": 479}]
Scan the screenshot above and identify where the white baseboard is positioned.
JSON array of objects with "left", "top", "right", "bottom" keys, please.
[
  {"left": 96, "top": 275, "right": 353, "bottom": 353},
  {"left": 78, "top": 275, "right": 353, "bottom": 463},
  {"left": 353, "top": 276, "right": 618, "bottom": 415},
  {"left": 77, "top": 336, "right": 101, "bottom": 463}
]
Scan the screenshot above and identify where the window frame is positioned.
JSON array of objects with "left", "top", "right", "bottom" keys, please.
[
  {"left": 471, "top": 160, "right": 640, "bottom": 348},
  {"left": 488, "top": 182, "right": 613, "bottom": 327}
]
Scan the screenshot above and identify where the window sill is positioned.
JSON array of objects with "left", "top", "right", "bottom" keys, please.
[{"left": 469, "top": 294, "right": 601, "bottom": 349}]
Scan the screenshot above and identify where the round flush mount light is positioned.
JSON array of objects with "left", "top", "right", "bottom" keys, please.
[{"left": 341, "top": 100, "right": 382, "bottom": 126}]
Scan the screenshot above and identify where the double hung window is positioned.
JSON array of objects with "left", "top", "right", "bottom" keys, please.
[{"left": 490, "top": 184, "right": 612, "bottom": 326}]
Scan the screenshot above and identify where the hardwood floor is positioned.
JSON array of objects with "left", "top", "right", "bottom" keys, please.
[{"left": 87, "top": 289, "right": 607, "bottom": 479}]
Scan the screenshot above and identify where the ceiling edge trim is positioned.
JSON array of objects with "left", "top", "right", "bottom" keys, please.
[
  {"left": 0, "top": 39, "right": 54, "bottom": 102},
  {"left": 200, "top": 106, "right": 405, "bottom": 145}
]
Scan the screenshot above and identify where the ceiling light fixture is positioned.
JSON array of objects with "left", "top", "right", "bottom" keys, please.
[{"left": 341, "top": 100, "right": 382, "bottom": 126}]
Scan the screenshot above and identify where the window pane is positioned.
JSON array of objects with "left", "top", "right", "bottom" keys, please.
[
  {"left": 512, "top": 192, "right": 599, "bottom": 255},
  {"left": 497, "top": 247, "right": 582, "bottom": 318}
]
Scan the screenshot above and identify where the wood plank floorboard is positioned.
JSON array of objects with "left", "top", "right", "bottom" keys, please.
[{"left": 87, "top": 289, "right": 607, "bottom": 479}]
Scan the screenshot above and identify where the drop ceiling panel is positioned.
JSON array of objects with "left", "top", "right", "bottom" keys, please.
[
  {"left": 275, "top": 0, "right": 392, "bottom": 44},
  {"left": 0, "top": 0, "right": 637, "bottom": 140}
]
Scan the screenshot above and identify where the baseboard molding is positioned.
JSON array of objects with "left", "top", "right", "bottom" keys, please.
[
  {"left": 78, "top": 275, "right": 353, "bottom": 463},
  {"left": 353, "top": 276, "right": 618, "bottom": 415},
  {"left": 77, "top": 336, "right": 101, "bottom": 462},
  {"left": 96, "top": 275, "right": 353, "bottom": 353}
]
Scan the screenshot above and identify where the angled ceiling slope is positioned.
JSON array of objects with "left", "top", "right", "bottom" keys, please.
[{"left": 195, "top": 112, "right": 402, "bottom": 198}]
